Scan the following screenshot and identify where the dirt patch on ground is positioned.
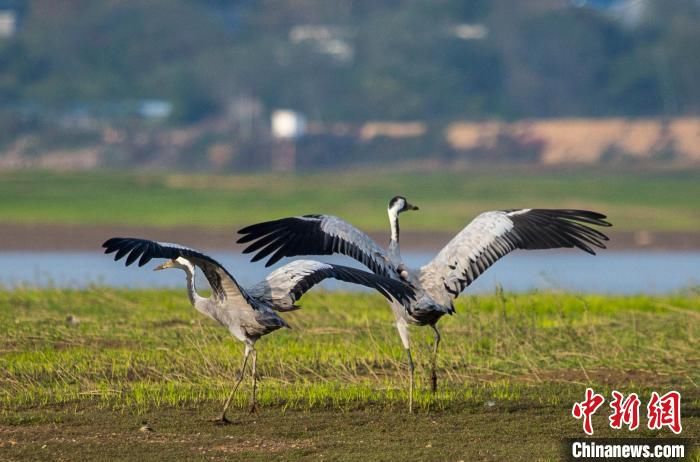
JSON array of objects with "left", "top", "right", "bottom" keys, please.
[
  {"left": 520, "top": 368, "right": 696, "bottom": 388},
  {"left": 1, "top": 404, "right": 697, "bottom": 461},
  {"left": 1, "top": 222, "right": 699, "bottom": 252}
]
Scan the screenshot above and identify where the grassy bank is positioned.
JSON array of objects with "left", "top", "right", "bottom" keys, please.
[
  {"left": 1, "top": 288, "right": 698, "bottom": 460},
  {"left": 1, "top": 169, "right": 699, "bottom": 232}
]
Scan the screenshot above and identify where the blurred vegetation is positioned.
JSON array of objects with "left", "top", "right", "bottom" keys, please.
[
  {"left": 1, "top": 169, "right": 699, "bottom": 232},
  {"left": 1, "top": 0, "right": 699, "bottom": 123}
]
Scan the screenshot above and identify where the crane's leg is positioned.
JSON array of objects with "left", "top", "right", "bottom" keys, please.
[
  {"left": 406, "top": 347, "right": 415, "bottom": 414},
  {"left": 430, "top": 324, "right": 441, "bottom": 393},
  {"left": 249, "top": 348, "right": 258, "bottom": 413},
  {"left": 215, "top": 344, "right": 251, "bottom": 424},
  {"left": 395, "top": 319, "right": 414, "bottom": 413}
]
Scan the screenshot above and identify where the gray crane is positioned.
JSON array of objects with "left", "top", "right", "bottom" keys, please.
[
  {"left": 236, "top": 197, "right": 611, "bottom": 412},
  {"left": 102, "top": 237, "right": 415, "bottom": 423}
]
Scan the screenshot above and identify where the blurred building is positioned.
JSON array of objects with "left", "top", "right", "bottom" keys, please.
[
  {"left": 0, "top": 10, "right": 16, "bottom": 37},
  {"left": 573, "top": 0, "right": 649, "bottom": 26},
  {"left": 449, "top": 23, "right": 488, "bottom": 40},
  {"left": 271, "top": 109, "right": 307, "bottom": 171},
  {"left": 289, "top": 25, "right": 353, "bottom": 63}
]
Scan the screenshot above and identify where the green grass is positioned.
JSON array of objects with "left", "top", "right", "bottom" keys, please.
[
  {"left": 1, "top": 168, "right": 699, "bottom": 232},
  {"left": 1, "top": 288, "right": 698, "bottom": 460}
]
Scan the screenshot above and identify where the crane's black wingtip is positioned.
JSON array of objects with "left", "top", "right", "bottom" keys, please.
[
  {"left": 102, "top": 237, "right": 124, "bottom": 254},
  {"left": 237, "top": 221, "right": 277, "bottom": 235},
  {"left": 102, "top": 237, "right": 119, "bottom": 248},
  {"left": 236, "top": 232, "right": 253, "bottom": 242},
  {"left": 579, "top": 210, "right": 613, "bottom": 227},
  {"left": 236, "top": 232, "right": 267, "bottom": 244},
  {"left": 237, "top": 233, "right": 258, "bottom": 247}
]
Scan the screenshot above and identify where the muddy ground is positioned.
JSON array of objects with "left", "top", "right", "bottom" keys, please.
[{"left": 1, "top": 403, "right": 696, "bottom": 461}]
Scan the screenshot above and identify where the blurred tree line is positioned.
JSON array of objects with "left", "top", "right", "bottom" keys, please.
[{"left": 1, "top": 0, "right": 699, "bottom": 123}]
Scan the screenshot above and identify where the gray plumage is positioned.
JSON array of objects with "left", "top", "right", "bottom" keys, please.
[
  {"left": 419, "top": 208, "right": 610, "bottom": 305},
  {"left": 246, "top": 259, "right": 406, "bottom": 312},
  {"left": 102, "top": 237, "right": 415, "bottom": 421},
  {"left": 237, "top": 198, "right": 612, "bottom": 412},
  {"left": 242, "top": 214, "right": 396, "bottom": 278}
]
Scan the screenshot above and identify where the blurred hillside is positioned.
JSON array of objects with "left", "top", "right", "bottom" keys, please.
[{"left": 1, "top": 0, "right": 700, "bottom": 171}]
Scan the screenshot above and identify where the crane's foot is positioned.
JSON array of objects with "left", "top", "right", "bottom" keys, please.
[
  {"left": 248, "top": 403, "right": 258, "bottom": 414},
  {"left": 211, "top": 414, "right": 233, "bottom": 425}
]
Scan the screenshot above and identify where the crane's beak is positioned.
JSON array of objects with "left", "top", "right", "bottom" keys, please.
[
  {"left": 406, "top": 202, "right": 419, "bottom": 211},
  {"left": 154, "top": 261, "right": 173, "bottom": 271}
]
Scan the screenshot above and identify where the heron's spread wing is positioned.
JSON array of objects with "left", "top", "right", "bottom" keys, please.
[
  {"left": 102, "top": 237, "right": 251, "bottom": 303},
  {"left": 246, "top": 260, "right": 415, "bottom": 311},
  {"left": 420, "top": 209, "right": 611, "bottom": 300},
  {"left": 237, "top": 215, "right": 396, "bottom": 278}
]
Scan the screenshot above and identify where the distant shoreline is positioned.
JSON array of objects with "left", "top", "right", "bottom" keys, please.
[{"left": 2, "top": 223, "right": 699, "bottom": 252}]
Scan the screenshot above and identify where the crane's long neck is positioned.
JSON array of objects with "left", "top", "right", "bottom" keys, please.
[
  {"left": 169, "top": 258, "right": 227, "bottom": 327},
  {"left": 175, "top": 259, "right": 209, "bottom": 314},
  {"left": 388, "top": 207, "right": 402, "bottom": 264},
  {"left": 183, "top": 265, "right": 231, "bottom": 327},
  {"left": 181, "top": 262, "right": 207, "bottom": 309}
]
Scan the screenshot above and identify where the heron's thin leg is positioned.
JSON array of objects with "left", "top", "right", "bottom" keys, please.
[
  {"left": 249, "top": 348, "right": 258, "bottom": 413},
  {"left": 216, "top": 345, "right": 251, "bottom": 423},
  {"left": 430, "top": 325, "right": 441, "bottom": 393},
  {"left": 406, "top": 348, "right": 415, "bottom": 414}
]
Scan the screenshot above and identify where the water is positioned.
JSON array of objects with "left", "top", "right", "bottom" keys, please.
[{"left": 1, "top": 250, "right": 698, "bottom": 294}]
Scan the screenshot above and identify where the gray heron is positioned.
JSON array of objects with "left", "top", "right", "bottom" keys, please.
[
  {"left": 102, "top": 237, "right": 415, "bottom": 422},
  {"left": 236, "top": 198, "right": 611, "bottom": 412}
]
